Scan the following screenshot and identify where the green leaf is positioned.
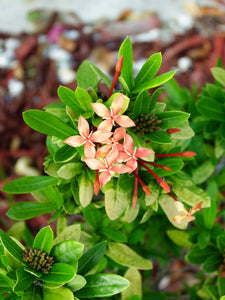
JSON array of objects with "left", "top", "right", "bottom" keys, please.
[
  {"left": 144, "top": 130, "right": 171, "bottom": 144},
  {"left": 76, "top": 60, "right": 99, "bottom": 90},
  {"left": 132, "top": 70, "right": 176, "bottom": 93},
  {"left": 219, "top": 122, "right": 225, "bottom": 140},
  {"left": 54, "top": 144, "right": 77, "bottom": 163},
  {"left": 157, "top": 111, "right": 190, "bottom": 130},
  {"left": 149, "top": 87, "right": 164, "bottom": 112},
  {"left": 150, "top": 158, "right": 184, "bottom": 178},
  {"left": 43, "top": 286, "right": 74, "bottom": 300},
  {"left": 43, "top": 186, "right": 64, "bottom": 209},
  {"left": 82, "top": 205, "right": 102, "bottom": 230},
  {"left": 79, "top": 170, "right": 93, "bottom": 207},
  {"left": 6, "top": 202, "right": 57, "bottom": 221},
  {"left": 106, "top": 242, "right": 153, "bottom": 270},
  {"left": 167, "top": 230, "right": 193, "bottom": 248},
  {"left": 0, "top": 230, "right": 24, "bottom": 262},
  {"left": 202, "top": 254, "right": 222, "bottom": 273},
  {"left": 88, "top": 61, "right": 112, "bottom": 89},
  {"left": 218, "top": 277, "right": 225, "bottom": 298},
  {"left": 75, "top": 273, "right": 130, "bottom": 298},
  {"left": 78, "top": 241, "right": 106, "bottom": 276},
  {"left": 53, "top": 224, "right": 81, "bottom": 246},
  {"left": 144, "top": 181, "right": 160, "bottom": 206},
  {"left": 119, "top": 37, "right": 134, "bottom": 90},
  {"left": 133, "top": 90, "right": 150, "bottom": 119},
  {"left": 217, "top": 235, "right": 225, "bottom": 253},
  {"left": 185, "top": 246, "right": 218, "bottom": 264},
  {"left": 66, "top": 274, "right": 86, "bottom": 292},
  {"left": 99, "top": 227, "right": 127, "bottom": 243},
  {"left": 104, "top": 179, "right": 130, "bottom": 220},
  {"left": 57, "top": 162, "right": 83, "bottom": 180},
  {"left": 134, "top": 52, "right": 162, "bottom": 88},
  {"left": 75, "top": 87, "right": 93, "bottom": 112},
  {"left": 197, "top": 230, "right": 211, "bottom": 249},
  {"left": 57, "top": 86, "right": 84, "bottom": 114},
  {"left": 33, "top": 226, "right": 54, "bottom": 255},
  {"left": 203, "top": 198, "right": 217, "bottom": 230},
  {"left": 2, "top": 176, "right": 58, "bottom": 194},
  {"left": 51, "top": 240, "right": 84, "bottom": 266},
  {"left": 207, "top": 285, "right": 220, "bottom": 300},
  {"left": 169, "top": 120, "right": 194, "bottom": 140},
  {"left": 211, "top": 67, "right": 225, "bottom": 86},
  {"left": 23, "top": 110, "right": 75, "bottom": 140},
  {"left": 42, "top": 263, "right": 75, "bottom": 284},
  {"left": 44, "top": 102, "right": 67, "bottom": 119},
  {"left": 14, "top": 267, "right": 34, "bottom": 292},
  {"left": 192, "top": 160, "right": 216, "bottom": 185},
  {"left": 122, "top": 268, "right": 142, "bottom": 300},
  {"left": 196, "top": 96, "right": 225, "bottom": 122},
  {"left": 0, "top": 273, "right": 15, "bottom": 289}
]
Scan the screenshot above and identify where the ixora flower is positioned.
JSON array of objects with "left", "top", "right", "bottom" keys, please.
[
  {"left": 118, "top": 134, "right": 154, "bottom": 172},
  {"left": 64, "top": 115, "right": 112, "bottom": 158},
  {"left": 173, "top": 201, "right": 203, "bottom": 223},
  {"left": 91, "top": 94, "right": 135, "bottom": 132},
  {"left": 84, "top": 148, "right": 131, "bottom": 186}
]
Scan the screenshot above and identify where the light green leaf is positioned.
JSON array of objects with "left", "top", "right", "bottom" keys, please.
[
  {"left": 122, "top": 268, "right": 142, "bottom": 300},
  {"left": 57, "top": 86, "right": 84, "bottom": 114},
  {"left": 57, "top": 162, "right": 83, "bottom": 180},
  {"left": 2, "top": 176, "right": 58, "bottom": 194},
  {"left": 23, "top": 109, "right": 75, "bottom": 140},
  {"left": 167, "top": 230, "right": 193, "bottom": 248},
  {"left": 33, "top": 226, "right": 54, "bottom": 255},
  {"left": 170, "top": 121, "right": 194, "bottom": 140},
  {"left": 157, "top": 111, "right": 190, "bottom": 130},
  {"left": 42, "top": 263, "right": 75, "bottom": 284},
  {"left": 67, "top": 274, "right": 86, "bottom": 292},
  {"left": 79, "top": 170, "right": 93, "bottom": 207},
  {"left": 192, "top": 160, "right": 216, "bottom": 185},
  {"left": 76, "top": 273, "right": 130, "bottom": 298},
  {"left": 211, "top": 67, "right": 225, "bottom": 86},
  {"left": 106, "top": 242, "right": 153, "bottom": 270},
  {"left": 53, "top": 224, "right": 81, "bottom": 246},
  {"left": 196, "top": 96, "right": 225, "bottom": 122},
  {"left": 43, "top": 286, "right": 74, "bottom": 300},
  {"left": 76, "top": 60, "right": 99, "bottom": 90},
  {"left": 0, "top": 230, "right": 24, "bottom": 262},
  {"left": 75, "top": 87, "right": 93, "bottom": 112}
]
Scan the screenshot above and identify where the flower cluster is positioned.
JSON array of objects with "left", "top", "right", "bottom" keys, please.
[
  {"left": 22, "top": 248, "right": 54, "bottom": 274},
  {"left": 64, "top": 57, "right": 202, "bottom": 219}
]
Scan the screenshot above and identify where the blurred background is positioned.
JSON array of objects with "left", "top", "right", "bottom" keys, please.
[{"left": 0, "top": 0, "right": 225, "bottom": 225}]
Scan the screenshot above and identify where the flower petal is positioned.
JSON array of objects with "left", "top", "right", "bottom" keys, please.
[
  {"left": 136, "top": 148, "right": 154, "bottom": 158},
  {"left": 90, "top": 130, "right": 112, "bottom": 143},
  {"left": 174, "top": 201, "right": 188, "bottom": 214},
  {"left": 111, "top": 94, "right": 124, "bottom": 116},
  {"left": 96, "top": 144, "right": 112, "bottom": 158},
  {"left": 99, "top": 170, "right": 112, "bottom": 186},
  {"left": 115, "top": 115, "right": 136, "bottom": 128},
  {"left": 123, "top": 134, "right": 134, "bottom": 155},
  {"left": 111, "top": 164, "right": 131, "bottom": 174},
  {"left": 98, "top": 119, "right": 113, "bottom": 132},
  {"left": 106, "top": 147, "right": 119, "bottom": 167},
  {"left": 91, "top": 103, "right": 111, "bottom": 118},
  {"left": 173, "top": 214, "right": 186, "bottom": 224},
  {"left": 117, "top": 151, "right": 129, "bottom": 163},
  {"left": 84, "top": 142, "right": 96, "bottom": 158},
  {"left": 83, "top": 158, "right": 105, "bottom": 170},
  {"left": 113, "top": 127, "right": 126, "bottom": 142},
  {"left": 78, "top": 115, "right": 90, "bottom": 138},
  {"left": 64, "top": 135, "right": 85, "bottom": 147},
  {"left": 126, "top": 158, "right": 137, "bottom": 172}
]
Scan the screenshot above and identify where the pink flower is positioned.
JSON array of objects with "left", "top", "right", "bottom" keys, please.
[
  {"left": 91, "top": 94, "right": 135, "bottom": 131},
  {"left": 96, "top": 127, "right": 126, "bottom": 158},
  {"left": 84, "top": 148, "right": 131, "bottom": 186},
  {"left": 118, "top": 134, "right": 154, "bottom": 172},
  {"left": 173, "top": 201, "right": 203, "bottom": 224},
  {"left": 64, "top": 115, "right": 112, "bottom": 158}
]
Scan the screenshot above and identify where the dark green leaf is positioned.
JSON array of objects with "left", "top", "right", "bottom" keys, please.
[
  {"left": 149, "top": 87, "right": 164, "bottom": 112},
  {"left": 133, "top": 90, "right": 150, "bottom": 119},
  {"left": 197, "top": 230, "right": 211, "bottom": 249},
  {"left": 23, "top": 110, "right": 75, "bottom": 140},
  {"left": 2, "top": 176, "right": 58, "bottom": 194},
  {"left": 157, "top": 111, "right": 190, "bottom": 130},
  {"left": 196, "top": 96, "right": 225, "bottom": 122},
  {"left": 6, "top": 202, "right": 57, "bottom": 221},
  {"left": 88, "top": 61, "right": 112, "bottom": 89},
  {"left": 75, "top": 87, "right": 93, "bottom": 112},
  {"left": 43, "top": 186, "right": 64, "bottom": 209},
  {"left": 134, "top": 53, "right": 162, "bottom": 87},
  {"left": 217, "top": 235, "right": 225, "bottom": 253},
  {"left": 0, "top": 273, "right": 15, "bottom": 289},
  {"left": 144, "top": 130, "right": 171, "bottom": 144},
  {"left": 207, "top": 285, "right": 220, "bottom": 300},
  {"left": 78, "top": 241, "right": 106, "bottom": 276},
  {"left": 119, "top": 37, "right": 134, "bottom": 91},
  {"left": 0, "top": 230, "right": 24, "bottom": 262},
  {"left": 185, "top": 246, "right": 218, "bottom": 264},
  {"left": 75, "top": 274, "right": 130, "bottom": 298},
  {"left": 203, "top": 198, "right": 217, "bottom": 230},
  {"left": 202, "top": 254, "right": 222, "bottom": 273},
  {"left": 54, "top": 144, "right": 77, "bottom": 163},
  {"left": 14, "top": 267, "right": 34, "bottom": 292},
  {"left": 33, "top": 226, "right": 54, "bottom": 255},
  {"left": 218, "top": 276, "right": 225, "bottom": 298},
  {"left": 82, "top": 205, "right": 102, "bottom": 229}
]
